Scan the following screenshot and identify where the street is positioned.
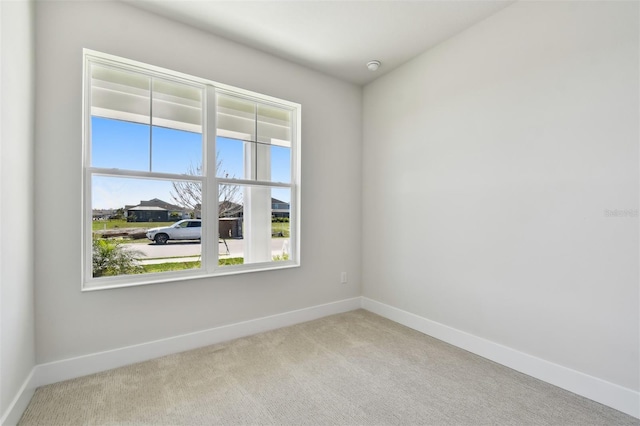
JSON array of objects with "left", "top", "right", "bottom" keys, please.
[{"left": 128, "top": 238, "right": 290, "bottom": 262}]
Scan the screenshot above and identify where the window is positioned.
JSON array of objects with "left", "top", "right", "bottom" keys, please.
[{"left": 83, "top": 50, "right": 300, "bottom": 290}]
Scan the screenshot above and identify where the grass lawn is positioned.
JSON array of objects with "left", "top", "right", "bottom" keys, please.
[
  {"left": 271, "top": 222, "right": 290, "bottom": 237},
  {"left": 92, "top": 219, "right": 175, "bottom": 231},
  {"left": 141, "top": 257, "right": 243, "bottom": 273},
  {"left": 95, "top": 219, "right": 290, "bottom": 239}
]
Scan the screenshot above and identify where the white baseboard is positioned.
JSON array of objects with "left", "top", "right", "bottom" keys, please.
[
  {"left": 361, "top": 297, "right": 640, "bottom": 419},
  {"left": 6, "top": 296, "right": 637, "bottom": 423},
  {"left": 1, "top": 368, "right": 36, "bottom": 426},
  {"left": 33, "top": 297, "right": 361, "bottom": 388}
]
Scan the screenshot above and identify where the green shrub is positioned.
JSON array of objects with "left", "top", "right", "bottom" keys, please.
[{"left": 92, "top": 237, "right": 144, "bottom": 277}]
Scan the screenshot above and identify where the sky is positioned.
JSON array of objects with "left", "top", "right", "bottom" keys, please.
[{"left": 91, "top": 117, "right": 291, "bottom": 209}]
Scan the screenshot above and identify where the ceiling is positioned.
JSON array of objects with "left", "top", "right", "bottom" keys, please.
[{"left": 128, "top": 1, "right": 515, "bottom": 86}]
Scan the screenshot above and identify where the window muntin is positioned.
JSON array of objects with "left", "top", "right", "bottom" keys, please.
[
  {"left": 83, "top": 50, "right": 300, "bottom": 290},
  {"left": 90, "top": 65, "right": 203, "bottom": 133},
  {"left": 90, "top": 64, "right": 203, "bottom": 175},
  {"left": 215, "top": 93, "right": 292, "bottom": 183}
]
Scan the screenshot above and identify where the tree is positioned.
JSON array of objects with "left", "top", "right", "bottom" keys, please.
[
  {"left": 110, "top": 208, "right": 125, "bottom": 220},
  {"left": 170, "top": 159, "right": 243, "bottom": 218}
]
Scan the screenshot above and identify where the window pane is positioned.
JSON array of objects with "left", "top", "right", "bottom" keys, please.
[
  {"left": 91, "top": 63, "right": 150, "bottom": 126},
  {"left": 216, "top": 96, "right": 293, "bottom": 184},
  {"left": 216, "top": 137, "right": 291, "bottom": 184},
  {"left": 270, "top": 187, "right": 291, "bottom": 262},
  {"left": 150, "top": 78, "right": 203, "bottom": 175},
  {"left": 91, "top": 176, "right": 202, "bottom": 278},
  {"left": 217, "top": 94, "right": 256, "bottom": 141},
  {"left": 170, "top": 179, "right": 203, "bottom": 218},
  {"left": 216, "top": 137, "right": 244, "bottom": 179},
  {"left": 91, "top": 117, "right": 150, "bottom": 171},
  {"left": 218, "top": 184, "right": 291, "bottom": 266},
  {"left": 257, "top": 104, "right": 291, "bottom": 146},
  {"left": 151, "top": 126, "right": 202, "bottom": 175},
  {"left": 152, "top": 78, "right": 203, "bottom": 133},
  {"left": 270, "top": 144, "right": 291, "bottom": 184}
]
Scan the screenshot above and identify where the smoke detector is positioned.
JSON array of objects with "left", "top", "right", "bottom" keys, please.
[{"left": 367, "top": 60, "right": 381, "bottom": 71}]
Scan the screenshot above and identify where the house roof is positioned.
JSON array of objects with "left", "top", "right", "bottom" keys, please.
[
  {"left": 131, "top": 198, "right": 184, "bottom": 211},
  {"left": 128, "top": 206, "right": 167, "bottom": 211}
]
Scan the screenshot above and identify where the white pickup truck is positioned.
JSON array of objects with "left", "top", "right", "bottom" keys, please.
[{"left": 146, "top": 219, "right": 201, "bottom": 244}]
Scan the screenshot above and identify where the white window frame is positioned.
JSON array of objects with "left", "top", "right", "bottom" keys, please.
[{"left": 82, "top": 49, "right": 301, "bottom": 291}]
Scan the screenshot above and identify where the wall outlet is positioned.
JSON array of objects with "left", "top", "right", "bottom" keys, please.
[{"left": 340, "top": 272, "right": 348, "bottom": 284}]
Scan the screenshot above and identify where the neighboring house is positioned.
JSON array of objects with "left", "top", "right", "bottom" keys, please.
[
  {"left": 92, "top": 209, "right": 115, "bottom": 220},
  {"left": 123, "top": 197, "right": 287, "bottom": 223},
  {"left": 271, "top": 198, "right": 290, "bottom": 219},
  {"left": 126, "top": 198, "right": 187, "bottom": 222},
  {"left": 219, "top": 200, "right": 243, "bottom": 218},
  {"left": 219, "top": 198, "right": 288, "bottom": 219}
]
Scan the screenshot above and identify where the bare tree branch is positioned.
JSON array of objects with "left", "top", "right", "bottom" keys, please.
[{"left": 170, "top": 157, "right": 242, "bottom": 218}]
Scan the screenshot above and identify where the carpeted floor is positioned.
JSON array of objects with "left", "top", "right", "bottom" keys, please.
[{"left": 18, "top": 310, "right": 640, "bottom": 425}]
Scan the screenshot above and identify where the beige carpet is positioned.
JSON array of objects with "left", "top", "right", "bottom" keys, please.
[{"left": 19, "top": 310, "right": 640, "bottom": 425}]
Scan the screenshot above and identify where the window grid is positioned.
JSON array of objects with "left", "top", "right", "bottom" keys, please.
[{"left": 83, "top": 50, "right": 300, "bottom": 290}]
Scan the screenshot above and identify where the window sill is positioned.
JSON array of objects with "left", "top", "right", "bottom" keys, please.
[{"left": 82, "top": 261, "right": 300, "bottom": 292}]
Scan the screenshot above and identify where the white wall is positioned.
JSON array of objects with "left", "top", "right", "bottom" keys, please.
[
  {"left": 363, "top": 0, "right": 638, "bottom": 393},
  {"left": 35, "top": 1, "right": 362, "bottom": 363},
  {"left": 0, "top": 0, "right": 36, "bottom": 420},
  {"left": 27, "top": 0, "right": 639, "bottom": 419}
]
